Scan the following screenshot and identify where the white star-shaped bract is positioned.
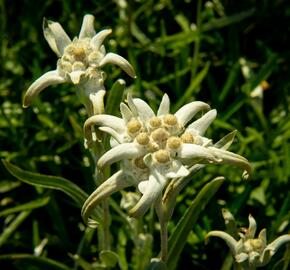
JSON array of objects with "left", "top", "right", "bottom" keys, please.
[
  {"left": 207, "top": 212, "right": 290, "bottom": 268},
  {"left": 23, "top": 14, "right": 135, "bottom": 115},
  {"left": 81, "top": 94, "right": 251, "bottom": 224}
]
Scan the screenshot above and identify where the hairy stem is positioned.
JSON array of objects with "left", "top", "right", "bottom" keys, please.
[
  {"left": 160, "top": 218, "right": 168, "bottom": 261},
  {"left": 102, "top": 198, "right": 110, "bottom": 250}
]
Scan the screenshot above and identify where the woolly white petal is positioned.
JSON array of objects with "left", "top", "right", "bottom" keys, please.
[
  {"left": 258, "top": 228, "right": 267, "bottom": 247},
  {"left": 43, "top": 18, "right": 71, "bottom": 57},
  {"left": 187, "top": 109, "right": 217, "bottom": 135},
  {"left": 133, "top": 98, "right": 155, "bottom": 121},
  {"left": 89, "top": 89, "right": 106, "bottom": 115},
  {"left": 99, "top": 126, "right": 123, "bottom": 144},
  {"left": 130, "top": 171, "right": 167, "bottom": 218},
  {"left": 23, "top": 70, "right": 65, "bottom": 108},
  {"left": 99, "top": 53, "right": 136, "bottom": 78},
  {"left": 120, "top": 102, "right": 133, "bottom": 123},
  {"left": 175, "top": 101, "right": 210, "bottom": 126},
  {"left": 127, "top": 93, "right": 138, "bottom": 116},
  {"left": 206, "top": 231, "right": 238, "bottom": 255},
  {"left": 157, "top": 94, "right": 170, "bottom": 116},
  {"left": 138, "top": 180, "right": 149, "bottom": 194},
  {"left": 84, "top": 114, "right": 124, "bottom": 143},
  {"left": 81, "top": 170, "right": 129, "bottom": 225},
  {"left": 235, "top": 252, "right": 249, "bottom": 263},
  {"left": 90, "top": 29, "right": 112, "bottom": 51},
  {"left": 208, "top": 147, "right": 252, "bottom": 179},
  {"left": 261, "top": 234, "right": 290, "bottom": 265},
  {"left": 247, "top": 214, "right": 257, "bottom": 239},
  {"left": 179, "top": 143, "right": 217, "bottom": 161},
  {"left": 98, "top": 143, "right": 144, "bottom": 168},
  {"left": 166, "top": 160, "right": 189, "bottom": 178},
  {"left": 68, "top": 70, "right": 85, "bottom": 84},
  {"left": 79, "top": 14, "right": 96, "bottom": 39}
]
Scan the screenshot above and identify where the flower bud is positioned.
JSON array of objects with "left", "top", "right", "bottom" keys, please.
[
  {"left": 163, "top": 114, "right": 177, "bottom": 126},
  {"left": 167, "top": 136, "right": 182, "bottom": 149},
  {"left": 127, "top": 119, "right": 142, "bottom": 134},
  {"left": 180, "top": 132, "right": 194, "bottom": 143},
  {"left": 151, "top": 128, "right": 169, "bottom": 142},
  {"left": 136, "top": 132, "right": 149, "bottom": 145},
  {"left": 154, "top": 149, "right": 170, "bottom": 163},
  {"left": 149, "top": 116, "right": 161, "bottom": 129}
]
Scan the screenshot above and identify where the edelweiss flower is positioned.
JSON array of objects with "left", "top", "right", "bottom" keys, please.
[
  {"left": 206, "top": 211, "right": 290, "bottom": 268},
  {"left": 23, "top": 14, "right": 135, "bottom": 114},
  {"left": 81, "top": 94, "right": 251, "bottom": 223}
]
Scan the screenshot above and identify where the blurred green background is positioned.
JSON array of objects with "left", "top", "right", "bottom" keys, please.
[{"left": 0, "top": 0, "right": 289, "bottom": 269}]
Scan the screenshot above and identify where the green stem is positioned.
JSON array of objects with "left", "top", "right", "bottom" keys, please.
[
  {"left": 155, "top": 196, "right": 168, "bottom": 262},
  {"left": 80, "top": 81, "right": 111, "bottom": 252},
  {"left": 160, "top": 218, "right": 168, "bottom": 262},
  {"left": 102, "top": 198, "right": 110, "bottom": 250}
]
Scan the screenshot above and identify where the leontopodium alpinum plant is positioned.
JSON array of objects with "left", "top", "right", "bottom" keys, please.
[
  {"left": 81, "top": 93, "right": 252, "bottom": 224},
  {"left": 23, "top": 14, "right": 136, "bottom": 115},
  {"left": 206, "top": 209, "right": 290, "bottom": 269},
  {"left": 18, "top": 12, "right": 289, "bottom": 269}
]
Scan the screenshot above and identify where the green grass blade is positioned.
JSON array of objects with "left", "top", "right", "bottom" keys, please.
[
  {"left": 203, "top": 8, "right": 255, "bottom": 31},
  {"left": 174, "top": 62, "right": 210, "bottom": 110},
  {"left": 0, "top": 196, "right": 50, "bottom": 217},
  {"left": 0, "top": 180, "right": 21, "bottom": 193},
  {"left": 219, "top": 61, "right": 240, "bottom": 102},
  {"left": 2, "top": 160, "right": 103, "bottom": 224},
  {"left": 167, "top": 177, "right": 224, "bottom": 270},
  {"left": 0, "top": 210, "right": 31, "bottom": 248},
  {"left": 153, "top": 30, "right": 198, "bottom": 51},
  {"left": 0, "top": 253, "right": 71, "bottom": 270}
]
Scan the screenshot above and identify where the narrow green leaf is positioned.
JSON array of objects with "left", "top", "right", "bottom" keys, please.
[
  {"left": 219, "top": 61, "right": 240, "bottom": 102},
  {"left": 175, "top": 14, "right": 190, "bottom": 31},
  {"left": 220, "top": 252, "right": 234, "bottom": 270},
  {"left": 0, "top": 211, "right": 31, "bottom": 248},
  {"left": 105, "top": 79, "right": 126, "bottom": 116},
  {"left": 151, "top": 67, "right": 190, "bottom": 85},
  {"left": 221, "top": 98, "right": 246, "bottom": 122},
  {"left": 131, "top": 21, "right": 151, "bottom": 46},
  {"left": 244, "top": 53, "right": 277, "bottom": 94},
  {"left": 203, "top": 8, "right": 255, "bottom": 31},
  {"left": 2, "top": 160, "right": 103, "bottom": 224},
  {"left": 0, "top": 196, "right": 50, "bottom": 217},
  {"left": 174, "top": 62, "right": 210, "bottom": 110},
  {"left": 0, "top": 253, "right": 71, "bottom": 270},
  {"left": 167, "top": 177, "right": 224, "bottom": 270},
  {"left": 0, "top": 180, "right": 21, "bottom": 193},
  {"left": 73, "top": 227, "right": 96, "bottom": 270},
  {"left": 2, "top": 160, "right": 86, "bottom": 206},
  {"left": 153, "top": 30, "right": 198, "bottom": 50}
]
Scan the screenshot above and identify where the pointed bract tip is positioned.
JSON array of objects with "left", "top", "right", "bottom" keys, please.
[{"left": 22, "top": 95, "right": 31, "bottom": 108}]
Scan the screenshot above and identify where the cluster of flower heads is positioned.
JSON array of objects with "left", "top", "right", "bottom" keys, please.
[
  {"left": 22, "top": 13, "right": 289, "bottom": 268},
  {"left": 22, "top": 13, "right": 252, "bottom": 225},
  {"left": 207, "top": 210, "right": 290, "bottom": 268},
  {"left": 81, "top": 93, "right": 251, "bottom": 223},
  {"left": 23, "top": 14, "right": 135, "bottom": 115}
]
